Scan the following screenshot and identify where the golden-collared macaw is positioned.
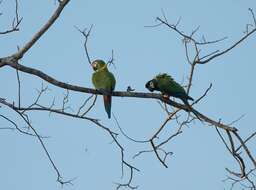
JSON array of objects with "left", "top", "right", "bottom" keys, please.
[{"left": 92, "top": 60, "right": 116, "bottom": 118}]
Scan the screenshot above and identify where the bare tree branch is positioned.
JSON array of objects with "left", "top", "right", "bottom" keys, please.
[
  {"left": 1, "top": 1, "right": 255, "bottom": 189},
  {"left": 0, "top": 0, "right": 22, "bottom": 35},
  {"left": 236, "top": 131, "right": 256, "bottom": 152},
  {"left": 0, "top": 114, "right": 36, "bottom": 136},
  {"left": 0, "top": 101, "right": 71, "bottom": 184},
  {"left": 75, "top": 24, "right": 93, "bottom": 65},
  {"left": 232, "top": 131, "right": 256, "bottom": 168},
  {"left": 0, "top": 60, "right": 237, "bottom": 132},
  {"left": 196, "top": 28, "right": 256, "bottom": 64},
  {"left": 81, "top": 95, "right": 97, "bottom": 116},
  {"left": 12, "top": 0, "right": 70, "bottom": 59},
  {"left": 15, "top": 67, "right": 21, "bottom": 108},
  {"left": 155, "top": 14, "right": 256, "bottom": 65}
]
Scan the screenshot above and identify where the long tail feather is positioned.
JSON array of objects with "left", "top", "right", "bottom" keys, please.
[
  {"left": 181, "top": 98, "right": 201, "bottom": 121},
  {"left": 103, "top": 95, "right": 112, "bottom": 119},
  {"left": 186, "top": 94, "right": 194, "bottom": 101}
]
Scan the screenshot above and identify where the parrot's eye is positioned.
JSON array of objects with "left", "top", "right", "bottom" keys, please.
[
  {"left": 149, "top": 81, "right": 155, "bottom": 88},
  {"left": 92, "top": 62, "right": 98, "bottom": 70}
]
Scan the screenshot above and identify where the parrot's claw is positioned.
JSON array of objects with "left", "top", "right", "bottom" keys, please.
[{"left": 162, "top": 94, "right": 170, "bottom": 100}]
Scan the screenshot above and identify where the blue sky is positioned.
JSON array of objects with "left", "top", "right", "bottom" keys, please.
[{"left": 0, "top": 0, "right": 256, "bottom": 189}]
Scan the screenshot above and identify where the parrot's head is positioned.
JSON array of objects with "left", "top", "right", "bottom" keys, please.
[
  {"left": 145, "top": 79, "right": 158, "bottom": 92},
  {"left": 92, "top": 59, "right": 107, "bottom": 71}
]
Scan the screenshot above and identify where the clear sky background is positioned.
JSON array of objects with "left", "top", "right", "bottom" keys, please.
[{"left": 0, "top": 0, "right": 256, "bottom": 189}]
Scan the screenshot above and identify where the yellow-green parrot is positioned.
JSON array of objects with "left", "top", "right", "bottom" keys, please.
[{"left": 92, "top": 60, "right": 116, "bottom": 118}]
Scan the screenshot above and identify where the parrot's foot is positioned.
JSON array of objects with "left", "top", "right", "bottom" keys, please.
[
  {"left": 96, "top": 88, "right": 112, "bottom": 95},
  {"left": 162, "top": 94, "right": 170, "bottom": 100}
]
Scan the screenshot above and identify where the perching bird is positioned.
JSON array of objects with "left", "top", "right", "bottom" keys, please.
[
  {"left": 145, "top": 73, "right": 194, "bottom": 106},
  {"left": 92, "top": 59, "right": 116, "bottom": 118}
]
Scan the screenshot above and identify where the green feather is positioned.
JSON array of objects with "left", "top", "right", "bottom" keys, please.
[
  {"left": 146, "top": 73, "right": 200, "bottom": 120},
  {"left": 92, "top": 60, "right": 116, "bottom": 118},
  {"left": 152, "top": 73, "right": 193, "bottom": 101},
  {"left": 155, "top": 73, "right": 186, "bottom": 95},
  {"left": 92, "top": 70, "right": 116, "bottom": 91}
]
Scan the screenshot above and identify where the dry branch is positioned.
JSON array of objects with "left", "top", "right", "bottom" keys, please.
[
  {"left": 12, "top": 0, "right": 70, "bottom": 59},
  {"left": 0, "top": 59, "right": 237, "bottom": 132}
]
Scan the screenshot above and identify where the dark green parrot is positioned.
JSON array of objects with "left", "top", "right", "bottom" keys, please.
[
  {"left": 92, "top": 59, "right": 116, "bottom": 119},
  {"left": 145, "top": 73, "right": 194, "bottom": 106}
]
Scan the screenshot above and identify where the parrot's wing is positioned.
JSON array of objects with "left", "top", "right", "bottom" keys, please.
[
  {"left": 108, "top": 71, "right": 116, "bottom": 92},
  {"left": 92, "top": 70, "right": 115, "bottom": 92}
]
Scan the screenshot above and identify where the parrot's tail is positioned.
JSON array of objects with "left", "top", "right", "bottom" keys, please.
[
  {"left": 186, "top": 95, "right": 194, "bottom": 101},
  {"left": 181, "top": 98, "right": 201, "bottom": 121},
  {"left": 103, "top": 95, "right": 112, "bottom": 119},
  {"left": 181, "top": 98, "right": 191, "bottom": 108}
]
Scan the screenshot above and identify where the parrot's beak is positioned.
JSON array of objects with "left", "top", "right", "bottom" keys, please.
[
  {"left": 145, "top": 80, "right": 154, "bottom": 92},
  {"left": 92, "top": 63, "right": 97, "bottom": 71}
]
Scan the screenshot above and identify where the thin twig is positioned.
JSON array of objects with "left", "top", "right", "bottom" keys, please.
[
  {"left": 16, "top": 68, "right": 21, "bottom": 108},
  {"left": 0, "top": 0, "right": 22, "bottom": 35},
  {"left": 150, "top": 140, "right": 168, "bottom": 168},
  {"left": 232, "top": 131, "right": 256, "bottom": 168},
  {"left": 75, "top": 25, "right": 93, "bottom": 65},
  {"left": 236, "top": 131, "right": 256, "bottom": 152},
  {"left": 0, "top": 114, "right": 36, "bottom": 136},
  {"left": 81, "top": 95, "right": 97, "bottom": 116},
  {"left": 113, "top": 113, "right": 149, "bottom": 143},
  {"left": 249, "top": 8, "right": 256, "bottom": 27},
  {"left": 197, "top": 28, "right": 256, "bottom": 64}
]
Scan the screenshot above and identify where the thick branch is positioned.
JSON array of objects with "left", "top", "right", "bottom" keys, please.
[{"left": 0, "top": 59, "right": 237, "bottom": 132}]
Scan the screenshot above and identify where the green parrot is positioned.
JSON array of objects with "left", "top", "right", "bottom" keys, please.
[
  {"left": 145, "top": 73, "right": 194, "bottom": 106},
  {"left": 92, "top": 59, "right": 116, "bottom": 118}
]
